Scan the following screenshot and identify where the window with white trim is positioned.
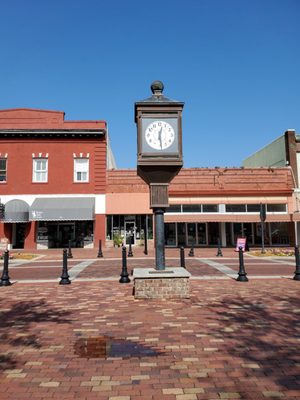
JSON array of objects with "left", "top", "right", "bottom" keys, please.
[
  {"left": 33, "top": 158, "right": 48, "bottom": 182},
  {"left": 74, "top": 158, "right": 89, "bottom": 182},
  {"left": 0, "top": 158, "right": 7, "bottom": 182}
]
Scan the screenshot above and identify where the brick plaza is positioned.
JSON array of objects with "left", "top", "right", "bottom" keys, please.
[{"left": 0, "top": 248, "right": 299, "bottom": 399}]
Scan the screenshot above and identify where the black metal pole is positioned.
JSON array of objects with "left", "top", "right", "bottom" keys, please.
[
  {"left": 180, "top": 246, "right": 186, "bottom": 269},
  {"left": 260, "top": 203, "right": 266, "bottom": 254},
  {"left": 236, "top": 246, "right": 248, "bottom": 282},
  {"left": 154, "top": 208, "right": 166, "bottom": 270},
  {"left": 60, "top": 249, "right": 71, "bottom": 285},
  {"left": 293, "top": 245, "right": 300, "bottom": 281},
  {"left": 120, "top": 246, "right": 130, "bottom": 283},
  {"left": 128, "top": 232, "right": 133, "bottom": 257},
  {"left": 261, "top": 221, "right": 265, "bottom": 254},
  {"left": 144, "top": 215, "right": 148, "bottom": 255},
  {"left": 0, "top": 250, "right": 12, "bottom": 286},
  {"left": 97, "top": 239, "right": 103, "bottom": 258},
  {"left": 216, "top": 237, "right": 223, "bottom": 257},
  {"left": 67, "top": 240, "right": 73, "bottom": 259}
]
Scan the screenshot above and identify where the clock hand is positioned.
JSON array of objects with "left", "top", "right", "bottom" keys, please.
[{"left": 158, "top": 127, "right": 163, "bottom": 149}]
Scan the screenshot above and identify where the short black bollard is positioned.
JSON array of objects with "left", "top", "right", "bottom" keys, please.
[
  {"left": 180, "top": 246, "right": 186, "bottom": 269},
  {"left": 128, "top": 235, "right": 133, "bottom": 257},
  {"left": 188, "top": 244, "right": 194, "bottom": 257},
  {"left": 67, "top": 240, "right": 73, "bottom": 259},
  {"left": 120, "top": 246, "right": 130, "bottom": 283},
  {"left": 97, "top": 239, "right": 103, "bottom": 258},
  {"left": 236, "top": 246, "right": 248, "bottom": 282},
  {"left": 293, "top": 245, "right": 300, "bottom": 281},
  {"left": 0, "top": 250, "right": 12, "bottom": 286},
  {"left": 60, "top": 249, "right": 71, "bottom": 285},
  {"left": 216, "top": 238, "right": 223, "bottom": 257}
]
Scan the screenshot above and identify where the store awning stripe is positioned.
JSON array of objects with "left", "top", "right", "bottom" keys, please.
[
  {"left": 30, "top": 197, "right": 95, "bottom": 221},
  {"left": 4, "top": 199, "right": 30, "bottom": 223}
]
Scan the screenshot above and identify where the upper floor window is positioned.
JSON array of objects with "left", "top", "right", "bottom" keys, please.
[
  {"left": 0, "top": 159, "right": 7, "bottom": 182},
  {"left": 74, "top": 158, "right": 89, "bottom": 182},
  {"left": 33, "top": 158, "right": 48, "bottom": 182}
]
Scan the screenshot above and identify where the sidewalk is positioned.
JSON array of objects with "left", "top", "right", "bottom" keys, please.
[{"left": 0, "top": 278, "right": 299, "bottom": 400}]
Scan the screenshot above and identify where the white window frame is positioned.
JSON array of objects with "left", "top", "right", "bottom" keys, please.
[
  {"left": 0, "top": 158, "right": 7, "bottom": 182},
  {"left": 74, "top": 158, "right": 89, "bottom": 183},
  {"left": 33, "top": 158, "right": 48, "bottom": 183}
]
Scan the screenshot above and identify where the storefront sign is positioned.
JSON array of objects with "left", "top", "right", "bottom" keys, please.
[{"left": 235, "top": 237, "right": 246, "bottom": 252}]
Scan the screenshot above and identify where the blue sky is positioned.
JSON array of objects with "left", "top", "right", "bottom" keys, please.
[{"left": 1, "top": 0, "right": 299, "bottom": 168}]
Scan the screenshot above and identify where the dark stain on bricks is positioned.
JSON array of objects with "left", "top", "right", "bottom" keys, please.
[{"left": 74, "top": 335, "right": 163, "bottom": 359}]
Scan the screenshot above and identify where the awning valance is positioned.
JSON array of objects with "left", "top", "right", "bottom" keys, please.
[
  {"left": 4, "top": 199, "right": 29, "bottom": 223},
  {"left": 30, "top": 197, "right": 95, "bottom": 221}
]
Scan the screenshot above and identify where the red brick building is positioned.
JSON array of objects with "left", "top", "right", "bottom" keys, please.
[
  {"left": 106, "top": 168, "right": 296, "bottom": 248},
  {"left": 0, "top": 108, "right": 107, "bottom": 249}
]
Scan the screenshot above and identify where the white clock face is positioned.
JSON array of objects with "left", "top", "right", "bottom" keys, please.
[{"left": 145, "top": 120, "right": 175, "bottom": 150}]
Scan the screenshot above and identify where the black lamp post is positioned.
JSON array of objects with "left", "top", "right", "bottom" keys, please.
[{"left": 260, "top": 203, "right": 266, "bottom": 254}]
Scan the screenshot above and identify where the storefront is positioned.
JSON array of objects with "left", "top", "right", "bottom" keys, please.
[
  {"left": 106, "top": 214, "right": 153, "bottom": 246},
  {"left": 31, "top": 197, "right": 95, "bottom": 249},
  {"left": 164, "top": 202, "right": 291, "bottom": 247}
]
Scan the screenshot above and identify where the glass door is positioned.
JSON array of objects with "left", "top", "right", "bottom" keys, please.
[{"left": 125, "top": 221, "right": 135, "bottom": 245}]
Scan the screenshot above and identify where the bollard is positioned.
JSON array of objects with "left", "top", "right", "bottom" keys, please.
[
  {"left": 293, "top": 246, "right": 300, "bottom": 281},
  {"left": 120, "top": 246, "right": 130, "bottom": 283},
  {"left": 128, "top": 235, "right": 133, "bottom": 257},
  {"left": 188, "top": 244, "right": 194, "bottom": 257},
  {"left": 97, "top": 239, "right": 103, "bottom": 258},
  {"left": 236, "top": 246, "right": 248, "bottom": 282},
  {"left": 67, "top": 240, "right": 73, "bottom": 259},
  {"left": 180, "top": 246, "right": 186, "bottom": 269},
  {"left": 216, "top": 238, "right": 223, "bottom": 257},
  {"left": 0, "top": 250, "right": 12, "bottom": 286},
  {"left": 60, "top": 249, "right": 71, "bottom": 285}
]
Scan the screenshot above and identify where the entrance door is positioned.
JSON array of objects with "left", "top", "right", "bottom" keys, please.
[
  {"left": 13, "top": 223, "right": 26, "bottom": 249},
  {"left": 177, "top": 223, "right": 186, "bottom": 246},
  {"left": 125, "top": 222, "right": 135, "bottom": 245},
  {"left": 59, "top": 223, "right": 75, "bottom": 248}
]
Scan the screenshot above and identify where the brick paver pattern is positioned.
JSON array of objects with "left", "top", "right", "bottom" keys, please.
[{"left": 0, "top": 247, "right": 299, "bottom": 399}]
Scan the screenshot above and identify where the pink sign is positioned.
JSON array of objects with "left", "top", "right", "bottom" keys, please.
[{"left": 235, "top": 237, "right": 246, "bottom": 252}]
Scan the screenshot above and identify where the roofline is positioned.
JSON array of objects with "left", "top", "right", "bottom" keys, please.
[{"left": 0, "top": 107, "right": 65, "bottom": 114}]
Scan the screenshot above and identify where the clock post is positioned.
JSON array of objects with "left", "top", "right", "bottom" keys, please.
[{"left": 135, "top": 81, "right": 184, "bottom": 271}]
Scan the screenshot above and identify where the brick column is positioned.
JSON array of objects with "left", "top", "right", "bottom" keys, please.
[
  {"left": 24, "top": 222, "right": 37, "bottom": 250},
  {"left": 94, "top": 214, "right": 106, "bottom": 248}
]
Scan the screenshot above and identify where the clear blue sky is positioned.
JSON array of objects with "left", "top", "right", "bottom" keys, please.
[{"left": 1, "top": 0, "right": 299, "bottom": 168}]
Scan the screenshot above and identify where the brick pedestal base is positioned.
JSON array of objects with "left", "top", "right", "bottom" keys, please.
[{"left": 133, "top": 268, "right": 191, "bottom": 299}]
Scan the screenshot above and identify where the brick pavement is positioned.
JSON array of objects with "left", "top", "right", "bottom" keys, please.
[{"left": 0, "top": 276, "right": 299, "bottom": 399}]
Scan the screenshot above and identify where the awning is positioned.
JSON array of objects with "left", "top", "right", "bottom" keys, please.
[
  {"left": 30, "top": 197, "right": 95, "bottom": 221},
  {"left": 4, "top": 199, "right": 29, "bottom": 223}
]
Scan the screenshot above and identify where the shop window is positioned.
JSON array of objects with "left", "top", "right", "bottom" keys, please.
[
  {"left": 167, "top": 205, "right": 182, "bottom": 213},
  {"left": 267, "top": 204, "right": 287, "bottom": 212},
  {"left": 0, "top": 158, "right": 7, "bottom": 182},
  {"left": 247, "top": 204, "right": 261, "bottom": 212},
  {"left": 203, "top": 204, "right": 218, "bottom": 212},
  {"left": 225, "top": 204, "right": 246, "bottom": 212},
  {"left": 33, "top": 158, "right": 48, "bottom": 182},
  {"left": 74, "top": 158, "right": 89, "bottom": 182},
  {"left": 165, "top": 223, "right": 176, "bottom": 246},
  {"left": 182, "top": 204, "right": 202, "bottom": 213}
]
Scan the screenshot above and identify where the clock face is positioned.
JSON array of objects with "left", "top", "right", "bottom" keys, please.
[{"left": 145, "top": 120, "right": 175, "bottom": 150}]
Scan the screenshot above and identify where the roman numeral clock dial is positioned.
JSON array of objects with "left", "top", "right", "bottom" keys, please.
[{"left": 145, "top": 121, "right": 175, "bottom": 150}]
